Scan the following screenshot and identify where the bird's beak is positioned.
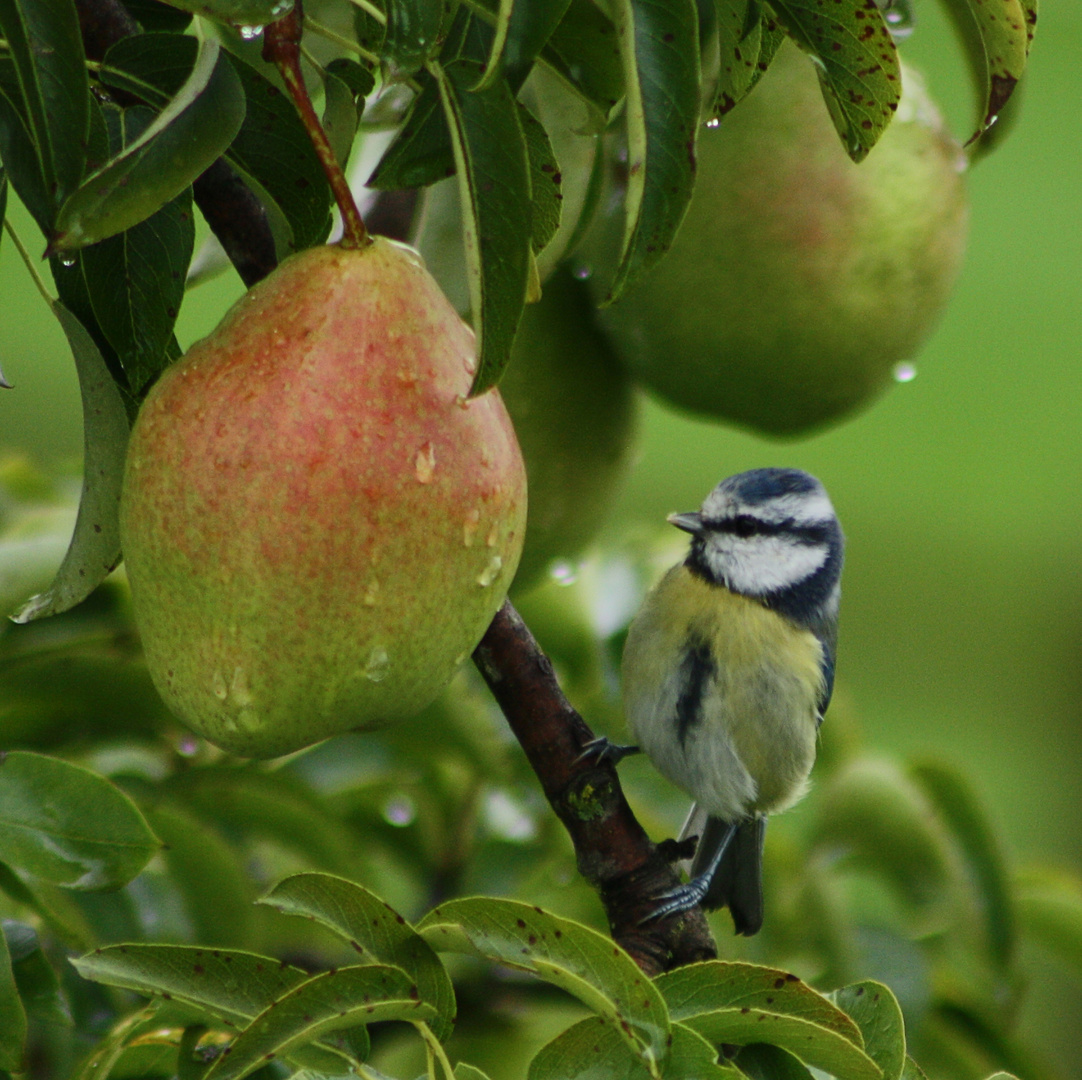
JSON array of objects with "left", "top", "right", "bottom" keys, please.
[{"left": 667, "top": 512, "right": 703, "bottom": 535}]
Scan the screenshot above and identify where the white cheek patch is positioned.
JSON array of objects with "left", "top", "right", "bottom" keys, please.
[{"left": 703, "top": 534, "right": 829, "bottom": 595}]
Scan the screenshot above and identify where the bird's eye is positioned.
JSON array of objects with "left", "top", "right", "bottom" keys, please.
[{"left": 731, "top": 515, "right": 759, "bottom": 538}]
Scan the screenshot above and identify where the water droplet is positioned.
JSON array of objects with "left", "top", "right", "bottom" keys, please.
[
  {"left": 415, "top": 442, "right": 436, "bottom": 484},
  {"left": 383, "top": 794, "right": 415, "bottom": 827},
  {"left": 879, "top": 0, "right": 915, "bottom": 39},
  {"left": 177, "top": 736, "right": 199, "bottom": 757},
  {"left": 572, "top": 263, "right": 593, "bottom": 281},
  {"left": 550, "top": 561, "right": 579, "bottom": 586},
  {"left": 463, "top": 508, "right": 480, "bottom": 547},
  {"left": 238, "top": 24, "right": 264, "bottom": 40},
  {"left": 229, "top": 666, "right": 253, "bottom": 707},
  {"left": 485, "top": 522, "right": 499, "bottom": 548},
  {"left": 363, "top": 578, "right": 380, "bottom": 606},
  {"left": 364, "top": 647, "right": 390, "bottom": 682},
  {"left": 59, "top": 255, "right": 76, "bottom": 268},
  {"left": 986, "top": 114, "right": 999, "bottom": 128},
  {"left": 893, "top": 362, "right": 917, "bottom": 383},
  {"left": 211, "top": 670, "right": 228, "bottom": 700},
  {"left": 477, "top": 555, "right": 502, "bottom": 587},
  {"left": 705, "top": 118, "right": 720, "bottom": 129}
]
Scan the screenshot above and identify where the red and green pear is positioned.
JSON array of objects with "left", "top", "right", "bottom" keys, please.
[{"left": 121, "top": 238, "right": 526, "bottom": 758}]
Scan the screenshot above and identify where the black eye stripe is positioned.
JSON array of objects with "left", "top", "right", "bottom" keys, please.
[{"left": 707, "top": 516, "right": 831, "bottom": 544}]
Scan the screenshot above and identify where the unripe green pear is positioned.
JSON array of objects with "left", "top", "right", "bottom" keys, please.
[
  {"left": 121, "top": 238, "right": 526, "bottom": 758},
  {"left": 502, "top": 270, "right": 639, "bottom": 594},
  {"left": 591, "top": 43, "right": 969, "bottom": 436}
]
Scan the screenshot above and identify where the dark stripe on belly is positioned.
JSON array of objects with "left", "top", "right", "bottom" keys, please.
[{"left": 676, "top": 637, "right": 715, "bottom": 746}]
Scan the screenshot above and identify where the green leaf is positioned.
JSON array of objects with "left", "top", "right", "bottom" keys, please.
[
  {"left": 519, "top": 102, "right": 562, "bottom": 254},
  {"left": 809, "top": 758, "right": 955, "bottom": 911},
  {"left": 456, "top": 1066, "right": 494, "bottom": 1080},
  {"left": 655, "top": 961, "right": 863, "bottom": 1046},
  {"left": 99, "top": 34, "right": 332, "bottom": 254},
  {"left": 51, "top": 36, "right": 245, "bottom": 251},
  {"left": 681, "top": 1008, "right": 881, "bottom": 1080},
  {"left": 901, "top": 1058, "right": 929, "bottom": 1080},
  {"left": 937, "top": 0, "right": 1032, "bottom": 144},
  {"left": 144, "top": 801, "right": 254, "bottom": 948},
  {"left": 529, "top": 1016, "right": 741, "bottom": 1079},
  {"left": 321, "top": 69, "right": 360, "bottom": 171},
  {"left": 73, "top": 944, "right": 313, "bottom": 1025},
  {"left": 829, "top": 982, "right": 905, "bottom": 1080},
  {"left": 4, "top": 921, "right": 71, "bottom": 1028},
  {"left": 71, "top": 943, "right": 362, "bottom": 1073},
  {"left": 910, "top": 761, "right": 1014, "bottom": 971},
  {"left": 1014, "top": 867, "right": 1082, "bottom": 976},
  {"left": 325, "top": 58, "right": 376, "bottom": 100},
  {"left": 0, "top": 751, "right": 158, "bottom": 889},
  {"left": 154, "top": 0, "right": 294, "bottom": 24},
  {"left": 367, "top": 11, "right": 496, "bottom": 193},
  {"left": 418, "top": 897, "right": 671, "bottom": 1065},
  {"left": 476, "top": 0, "right": 572, "bottom": 90},
  {"left": 539, "top": 0, "right": 624, "bottom": 131},
  {"left": 712, "top": 0, "right": 783, "bottom": 117},
  {"left": 767, "top": 0, "right": 901, "bottom": 161},
  {"left": 258, "top": 872, "right": 455, "bottom": 1042},
  {"left": 733, "top": 1043, "right": 815, "bottom": 1080},
  {"left": 383, "top": 0, "right": 443, "bottom": 77},
  {"left": 205, "top": 965, "right": 433, "bottom": 1080},
  {"left": 367, "top": 73, "right": 451, "bottom": 190},
  {"left": 605, "top": 0, "right": 700, "bottom": 303},
  {"left": 0, "top": 923, "right": 27, "bottom": 1073},
  {"left": 10, "top": 300, "right": 129, "bottom": 622},
  {"left": 0, "top": 0, "right": 88, "bottom": 214},
  {"left": 432, "top": 59, "right": 532, "bottom": 396},
  {"left": 78, "top": 107, "right": 194, "bottom": 394}
]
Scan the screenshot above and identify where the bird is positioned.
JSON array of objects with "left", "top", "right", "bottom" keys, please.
[{"left": 618, "top": 468, "right": 844, "bottom": 934}]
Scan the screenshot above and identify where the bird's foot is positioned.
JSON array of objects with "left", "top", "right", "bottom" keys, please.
[
  {"left": 575, "top": 736, "right": 641, "bottom": 767},
  {"left": 637, "top": 874, "right": 712, "bottom": 925}
]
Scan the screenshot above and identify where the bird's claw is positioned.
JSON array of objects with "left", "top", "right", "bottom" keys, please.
[
  {"left": 575, "top": 736, "right": 641, "bottom": 767},
  {"left": 637, "top": 874, "right": 711, "bottom": 925}
]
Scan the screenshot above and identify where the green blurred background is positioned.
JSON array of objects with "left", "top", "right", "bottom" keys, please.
[{"left": 1, "top": 0, "right": 1080, "bottom": 1069}]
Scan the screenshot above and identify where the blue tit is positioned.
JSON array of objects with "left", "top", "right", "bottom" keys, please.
[{"left": 621, "top": 468, "right": 844, "bottom": 934}]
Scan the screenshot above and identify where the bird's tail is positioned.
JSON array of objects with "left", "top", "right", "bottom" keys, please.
[{"left": 680, "top": 806, "right": 766, "bottom": 936}]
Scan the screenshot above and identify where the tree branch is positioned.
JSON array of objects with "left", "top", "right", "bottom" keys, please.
[
  {"left": 76, "top": 0, "right": 712, "bottom": 977},
  {"left": 473, "top": 602, "right": 717, "bottom": 974}
]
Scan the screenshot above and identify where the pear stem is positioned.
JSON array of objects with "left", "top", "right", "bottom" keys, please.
[{"left": 264, "top": 2, "right": 370, "bottom": 250}]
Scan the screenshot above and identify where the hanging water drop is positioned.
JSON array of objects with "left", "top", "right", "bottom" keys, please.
[{"left": 893, "top": 362, "right": 917, "bottom": 383}]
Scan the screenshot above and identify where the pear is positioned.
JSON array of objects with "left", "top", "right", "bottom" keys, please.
[
  {"left": 502, "top": 270, "right": 639, "bottom": 594},
  {"left": 591, "top": 43, "right": 969, "bottom": 436},
  {"left": 121, "top": 238, "right": 526, "bottom": 758}
]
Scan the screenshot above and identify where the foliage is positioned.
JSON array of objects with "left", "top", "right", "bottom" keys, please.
[
  {"left": 0, "top": 0, "right": 1063, "bottom": 1077},
  {"left": 0, "top": 465, "right": 1080, "bottom": 1078}
]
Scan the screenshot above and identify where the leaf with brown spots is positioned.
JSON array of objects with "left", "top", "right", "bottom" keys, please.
[
  {"left": 829, "top": 982, "right": 905, "bottom": 1080},
  {"left": 655, "top": 961, "right": 863, "bottom": 1045},
  {"left": 604, "top": 0, "right": 702, "bottom": 303},
  {"left": 936, "top": 0, "right": 1033, "bottom": 147},
  {"left": 72, "top": 945, "right": 358, "bottom": 1075},
  {"left": 204, "top": 964, "right": 432, "bottom": 1080},
  {"left": 529, "top": 1015, "right": 742, "bottom": 1079},
  {"left": 258, "top": 872, "right": 455, "bottom": 1042},
  {"left": 768, "top": 0, "right": 902, "bottom": 161},
  {"left": 418, "top": 897, "right": 671, "bottom": 1066}
]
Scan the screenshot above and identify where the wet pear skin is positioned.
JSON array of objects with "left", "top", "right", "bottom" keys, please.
[{"left": 121, "top": 238, "right": 526, "bottom": 757}]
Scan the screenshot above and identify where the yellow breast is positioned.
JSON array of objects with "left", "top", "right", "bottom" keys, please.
[{"left": 622, "top": 565, "right": 825, "bottom": 816}]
